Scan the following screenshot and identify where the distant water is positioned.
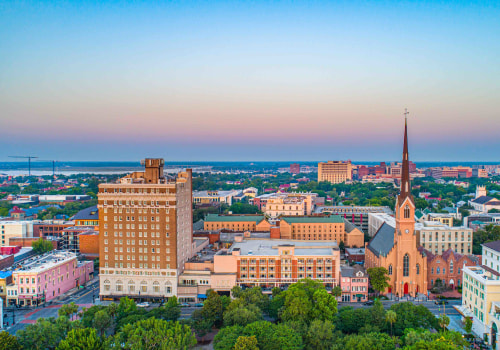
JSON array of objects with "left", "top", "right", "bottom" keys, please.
[{"left": 0, "top": 161, "right": 498, "bottom": 176}]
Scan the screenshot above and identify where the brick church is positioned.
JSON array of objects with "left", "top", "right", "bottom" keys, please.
[{"left": 365, "top": 117, "right": 428, "bottom": 297}]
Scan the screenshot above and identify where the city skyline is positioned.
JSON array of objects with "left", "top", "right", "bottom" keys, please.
[{"left": 1, "top": 1, "right": 499, "bottom": 161}]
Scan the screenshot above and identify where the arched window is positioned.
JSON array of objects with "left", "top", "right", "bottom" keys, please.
[
  {"left": 153, "top": 281, "right": 160, "bottom": 293},
  {"left": 140, "top": 281, "right": 148, "bottom": 293},
  {"left": 416, "top": 264, "right": 420, "bottom": 275},
  {"left": 128, "top": 280, "right": 135, "bottom": 293},
  {"left": 403, "top": 254, "right": 409, "bottom": 276},
  {"left": 450, "top": 261, "right": 454, "bottom": 274},
  {"left": 116, "top": 280, "right": 123, "bottom": 292},
  {"left": 389, "top": 265, "right": 393, "bottom": 275},
  {"left": 104, "top": 279, "right": 111, "bottom": 292},
  {"left": 404, "top": 206, "right": 411, "bottom": 219},
  {"left": 431, "top": 267, "right": 434, "bottom": 274},
  {"left": 437, "top": 267, "right": 440, "bottom": 274},
  {"left": 443, "top": 268, "right": 446, "bottom": 275},
  {"left": 165, "top": 281, "right": 172, "bottom": 295}
]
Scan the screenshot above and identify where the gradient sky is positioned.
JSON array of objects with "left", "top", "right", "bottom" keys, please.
[{"left": 1, "top": 0, "right": 499, "bottom": 162}]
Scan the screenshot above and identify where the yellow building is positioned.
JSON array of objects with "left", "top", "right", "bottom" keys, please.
[
  {"left": 204, "top": 214, "right": 271, "bottom": 232},
  {"left": 279, "top": 216, "right": 364, "bottom": 247},
  {"left": 318, "top": 161, "right": 352, "bottom": 184}
]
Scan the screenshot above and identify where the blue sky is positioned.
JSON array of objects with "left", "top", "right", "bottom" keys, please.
[{"left": 0, "top": 1, "right": 499, "bottom": 161}]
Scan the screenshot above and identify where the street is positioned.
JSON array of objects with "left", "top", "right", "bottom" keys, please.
[{"left": 4, "top": 277, "right": 100, "bottom": 335}]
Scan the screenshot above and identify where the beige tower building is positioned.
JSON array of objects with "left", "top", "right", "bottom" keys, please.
[
  {"left": 318, "top": 161, "right": 352, "bottom": 184},
  {"left": 98, "top": 159, "right": 193, "bottom": 301}
]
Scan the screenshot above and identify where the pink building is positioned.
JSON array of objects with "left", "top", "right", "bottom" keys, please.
[
  {"left": 6, "top": 251, "right": 93, "bottom": 306},
  {"left": 340, "top": 265, "right": 369, "bottom": 302}
]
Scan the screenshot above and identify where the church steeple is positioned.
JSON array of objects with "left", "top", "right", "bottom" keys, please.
[{"left": 397, "top": 110, "right": 413, "bottom": 206}]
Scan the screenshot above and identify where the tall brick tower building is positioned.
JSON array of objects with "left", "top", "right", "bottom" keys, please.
[
  {"left": 98, "top": 159, "right": 193, "bottom": 301},
  {"left": 365, "top": 118, "right": 427, "bottom": 297}
]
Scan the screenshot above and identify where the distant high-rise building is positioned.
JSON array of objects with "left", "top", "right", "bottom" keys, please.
[
  {"left": 290, "top": 163, "right": 300, "bottom": 174},
  {"left": 318, "top": 161, "right": 352, "bottom": 184},
  {"left": 98, "top": 158, "right": 193, "bottom": 301}
]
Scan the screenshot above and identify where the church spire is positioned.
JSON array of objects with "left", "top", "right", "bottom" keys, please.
[{"left": 397, "top": 109, "right": 413, "bottom": 205}]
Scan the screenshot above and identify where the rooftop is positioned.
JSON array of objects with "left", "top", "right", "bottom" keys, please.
[
  {"left": 72, "top": 205, "right": 98, "bottom": 221},
  {"left": 205, "top": 214, "right": 265, "bottom": 223},
  {"left": 193, "top": 190, "right": 239, "bottom": 197},
  {"left": 9, "top": 250, "right": 77, "bottom": 274},
  {"left": 281, "top": 215, "right": 344, "bottom": 224},
  {"left": 482, "top": 241, "right": 500, "bottom": 253},
  {"left": 226, "top": 239, "right": 339, "bottom": 256}
]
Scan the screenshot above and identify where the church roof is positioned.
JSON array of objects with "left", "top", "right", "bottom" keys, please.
[
  {"left": 471, "top": 196, "right": 496, "bottom": 204},
  {"left": 367, "top": 222, "right": 395, "bottom": 257}
]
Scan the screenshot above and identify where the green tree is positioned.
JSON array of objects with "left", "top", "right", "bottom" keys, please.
[
  {"left": 17, "top": 316, "right": 73, "bottom": 350},
  {"left": 0, "top": 331, "right": 22, "bottom": 350},
  {"left": 367, "top": 267, "right": 390, "bottom": 297},
  {"left": 332, "top": 285, "right": 342, "bottom": 300},
  {"left": 57, "top": 328, "right": 103, "bottom": 350},
  {"left": 32, "top": 238, "right": 54, "bottom": 254},
  {"left": 223, "top": 304, "right": 262, "bottom": 327},
  {"left": 305, "top": 319, "right": 335, "bottom": 350},
  {"left": 369, "top": 300, "right": 386, "bottom": 331},
  {"left": 228, "top": 203, "right": 261, "bottom": 214},
  {"left": 463, "top": 317, "right": 473, "bottom": 335},
  {"left": 93, "top": 310, "right": 112, "bottom": 337},
  {"left": 58, "top": 302, "right": 79, "bottom": 321},
  {"left": 233, "top": 335, "right": 259, "bottom": 350},
  {"left": 385, "top": 310, "right": 396, "bottom": 336},
  {"left": 390, "top": 302, "right": 439, "bottom": 336},
  {"left": 213, "top": 325, "right": 244, "bottom": 350},
  {"left": 438, "top": 314, "right": 450, "bottom": 331},
  {"left": 109, "top": 318, "right": 197, "bottom": 350},
  {"left": 332, "top": 332, "right": 396, "bottom": 350}
]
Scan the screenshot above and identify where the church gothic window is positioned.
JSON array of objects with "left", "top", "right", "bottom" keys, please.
[
  {"left": 389, "top": 265, "right": 393, "bottom": 275},
  {"left": 403, "top": 254, "right": 409, "bottom": 276},
  {"left": 416, "top": 264, "right": 420, "bottom": 275},
  {"left": 404, "top": 206, "right": 410, "bottom": 219}
]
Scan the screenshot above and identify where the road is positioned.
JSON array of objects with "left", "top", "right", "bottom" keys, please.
[{"left": 4, "top": 277, "right": 100, "bottom": 335}]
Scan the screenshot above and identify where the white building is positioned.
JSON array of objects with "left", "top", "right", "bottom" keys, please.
[{"left": 0, "top": 221, "right": 34, "bottom": 247}]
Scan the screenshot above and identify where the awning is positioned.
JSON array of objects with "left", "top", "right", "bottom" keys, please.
[
  {"left": 355, "top": 294, "right": 365, "bottom": 298},
  {"left": 197, "top": 294, "right": 207, "bottom": 299}
]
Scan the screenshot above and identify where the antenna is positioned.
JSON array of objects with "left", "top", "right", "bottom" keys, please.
[{"left": 9, "top": 155, "right": 39, "bottom": 176}]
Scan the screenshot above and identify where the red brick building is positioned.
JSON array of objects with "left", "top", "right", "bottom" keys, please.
[
  {"left": 290, "top": 163, "right": 300, "bottom": 174},
  {"left": 419, "top": 247, "right": 480, "bottom": 289}
]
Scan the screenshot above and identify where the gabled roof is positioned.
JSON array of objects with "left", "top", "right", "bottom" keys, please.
[
  {"left": 193, "top": 219, "right": 205, "bottom": 231},
  {"left": 415, "top": 210, "right": 424, "bottom": 219},
  {"left": 72, "top": 205, "right": 99, "bottom": 221},
  {"left": 343, "top": 219, "right": 362, "bottom": 233},
  {"left": 205, "top": 214, "right": 265, "bottom": 223},
  {"left": 482, "top": 240, "right": 500, "bottom": 253},
  {"left": 341, "top": 265, "right": 366, "bottom": 278},
  {"left": 472, "top": 196, "right": 495, "bottom": 204},
  {"left": 281, "top": 215, "right": 344, "bottom": 224},
  {"left": 367, "top": 223, "right": 395, "bottom": 257}
]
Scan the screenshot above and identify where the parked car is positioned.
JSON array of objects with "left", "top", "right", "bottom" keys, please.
[
  {"left": 194, "top": 303, "right": 204, "bottom": 307},
  {"left": 137, "top": 302, "right": 150, "bottom": 308},
  {"left": 363, "top": 300, "right": 374, "bottom": 306},
  {"left": 180, "top": 303, "right": 190, "bottom": 307}
]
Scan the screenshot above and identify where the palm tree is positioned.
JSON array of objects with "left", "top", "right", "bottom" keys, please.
[
  {"left": 386, "top": 310, "right": 397, "bottom": 336},
  {"left": 438, "top": 313, "right": 450, "bottom": 332}
]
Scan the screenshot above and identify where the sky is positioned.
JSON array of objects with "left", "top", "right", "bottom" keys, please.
[{"left": 1, "top": 0, "right": 499, "bottom": 162}]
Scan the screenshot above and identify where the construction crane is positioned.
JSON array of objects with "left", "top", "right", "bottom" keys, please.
[
  {"left": 9, "top": 155, "right": 39, "bottom": 176},
  {"left": 37, "top": 160, "right": 58, "bottom": 178}
]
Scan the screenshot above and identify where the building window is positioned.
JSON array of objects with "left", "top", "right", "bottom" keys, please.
[
  {"left": 416, "top": 264, "right": 420, "bottom": 275},
  {"left": 403, "top": 254, "right": 409, "bottom": 277},
  {"left": 450, "top": 261, "right": 453, "bottom": 274},
  {"left": 389, "top": 265, "right": 393, "bottom": 275},
  {"left": 404, "top": 206, "right": 410, "bottom": 219}
]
